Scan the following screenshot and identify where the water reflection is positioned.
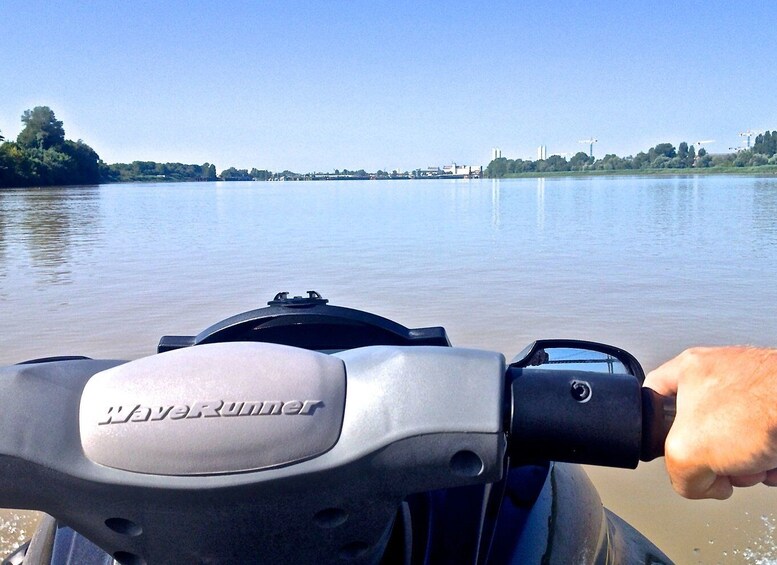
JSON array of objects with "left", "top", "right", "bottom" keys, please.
[
  {"left": 490, "top": 179, "right": 501, "bottom": 229},
  {"left": 0, "top": 186, "right": 102, "bottom": 285},
  {"left": 752, "top": 179, "right": 777, "bottom": 252},
  {"left": 536, "top": 177, "right": 545, "bottom": 231}
]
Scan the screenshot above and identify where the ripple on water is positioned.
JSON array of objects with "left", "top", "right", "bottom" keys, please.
[
  {"left": 738, "top": 513, "right": 777, "bottom": 565},
  {"left": 0, "top": 510, "right": 41, "bottom": 557}
]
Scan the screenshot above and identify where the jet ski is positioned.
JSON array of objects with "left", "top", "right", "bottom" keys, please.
[{"left": 1, "top": 291, "right": 674, "bottom": 564}]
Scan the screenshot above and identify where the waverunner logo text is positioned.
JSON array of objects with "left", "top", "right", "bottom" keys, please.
[{"left": 97, "top": 399, "right": 324, "bottom": 425}]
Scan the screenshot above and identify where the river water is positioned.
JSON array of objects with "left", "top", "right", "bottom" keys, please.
[{"left": 1, "top": 176, "right": 777, "bottom": 563}]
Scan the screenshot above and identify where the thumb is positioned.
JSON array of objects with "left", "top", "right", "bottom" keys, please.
[{"left": 644, "top": 362, "right": 680, "bottom": 397}]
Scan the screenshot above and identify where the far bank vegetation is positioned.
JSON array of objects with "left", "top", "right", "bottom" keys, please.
[{"left": 485, "top": 136, "right": 777, "bottom": 178}]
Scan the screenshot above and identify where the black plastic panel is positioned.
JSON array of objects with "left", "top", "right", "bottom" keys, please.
[{"left": 158, "top": 298, "right": 450, "bottom": 353}]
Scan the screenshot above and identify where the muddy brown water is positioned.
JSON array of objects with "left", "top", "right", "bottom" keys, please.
[{"left": 2, "top": 177, "right": 777, "bottom": 562}]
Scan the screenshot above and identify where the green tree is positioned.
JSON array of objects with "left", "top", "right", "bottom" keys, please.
[
  {"left": 17, "top": 106, "right": 66, "bottom": 149},
  {"left": 201, "top": 162, "right": 217, "bottom": 180},
  {"left": 632, "top": 152, "right": 650, "bottom": 169},
  {"left": 569, "top": 151, "right": 592, "bottom": 170},
  {"left": 485, "top": 157, "right": 508, "bottom": 178},
  {"left": 220, "top": 167, "right": 252, "bottom": 180},
  {"left": 592, "top": 154, "right": 630, "bottom": 170},
  {"left": 711, "top": 153, "right": 734, "bottom": 167},
  {"left": 751, "top": 154, "right": 768, "bottom": 166},
  {"left": 753, "top": 131, "right": 777, "bottom": 157},
  {"left": 651, "top": 143, "right": 676, "bottom": 160},
  {"left": 677, "top": 142, "right": 690, "bottom": 167},
  {"left": 60, "top": 140, "right": 101, "bottom": 184},
  {"left": 733, "top": 150, "right": 752, "bottom": 167},
  {"left": 543, "top": 154, "right": 569, "bottom": 172},
  {"left": 249, "top": 168, "right": 271, "bottom": 181}
]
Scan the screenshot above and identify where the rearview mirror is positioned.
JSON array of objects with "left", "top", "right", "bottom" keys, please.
[{"left": 511, "top": 339, "right": 645, "bottom": 383}]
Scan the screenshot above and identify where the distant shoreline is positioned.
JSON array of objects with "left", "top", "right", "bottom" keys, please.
[{"left": 494, "top": 165, "right": 777, "bottom": 179}]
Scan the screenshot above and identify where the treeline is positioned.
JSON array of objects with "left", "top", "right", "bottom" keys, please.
[
  {"left": 485, "top": 136, "right": 777, "bottom": 177},
  {"left": 0, "top": 107, "right": 103, "bottom": 187},
  {"left": 219, "top": 167, "right": 273, "bottom": 181},
  {"left": 0, "top": 106, "right": 279, "bottom": 188},
  {"left": 103, "top": 161, "right": 218, "bottom": 183}
]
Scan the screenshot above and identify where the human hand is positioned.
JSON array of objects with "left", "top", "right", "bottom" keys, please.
[{"left": 644, "top": 347, "right": 777, "bottom": 500}]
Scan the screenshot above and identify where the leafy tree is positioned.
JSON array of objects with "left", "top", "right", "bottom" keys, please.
[
  {"left": 249, "top": 168, "right": 271, "bottom": 181},
  {"left": 62, "top": 139, "right": 101, "bottom": 184},
  {"left": 733, "top": 150, "right": 753, "bottom": 167},
  {"left": 220, "top": 167, "right": 252, "bottom": 180},
  {"left": 540, "top": 155, "right": 569, "bottom": 172},
  {"left": 668, "top": 156, "right": 684, "bottom": 168},
  {"left": 753, "top": 131, "right": 777, "bottom": 157},
  {"left": 649, "top": 143, "right": 676, "bottom": 161},
  {"left": 678, "top": 142, "right": 689, "bottom": 161},
  {"left": 569, "top": 151, "right": 592, "bottom": 170},
  {"left": 485, "top": 157, "right": 508, "bottom": 178},
  {"left": 17, "top": 106, "right": 65, "bottom": 149},
  {"left": 592, "top": 154, "right": 630, "bottom": 170},
  {"left": 201, "top": 163, "right": 217, "bottom": 180},
  {"left": 751, "top": 154, "right": 769, "bottom": 166},
  {"left": 632, "top": 152, "right": 650, "bottom": 169},
  {"left": 711, "top": 154, "right": 734, "bottom": 167}
]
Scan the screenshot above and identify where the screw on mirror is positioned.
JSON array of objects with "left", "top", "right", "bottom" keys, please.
[{"left": 570, "top": 379, "right": 592, "bottom": 403}]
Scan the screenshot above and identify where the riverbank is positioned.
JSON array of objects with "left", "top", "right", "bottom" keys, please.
[{"left": 492, "top": 165, "right": 777, "bottom": 179}]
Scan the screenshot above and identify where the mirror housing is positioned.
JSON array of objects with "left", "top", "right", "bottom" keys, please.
[
  {"left": 511, "top": 339, "right": 645, "bottom": 384},
  {"left": 508, "top": 340, "right": 650, "bottom": 468}
]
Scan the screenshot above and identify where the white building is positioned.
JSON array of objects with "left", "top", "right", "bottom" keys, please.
[
  {"left": 537, "top": 146, "right": 547, "bottom": 160},
  {"left": 442, "top": 164, "right": 483, "bottom": 178},
  {"left": 491, "top": 148, "right": 502, "bottom": 161}
]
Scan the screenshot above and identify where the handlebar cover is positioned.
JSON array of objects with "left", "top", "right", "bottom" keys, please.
[
  {"left": 640, "top": 388, "right": 676, "bottom": 461},
  {"left": 508, "top": 368, "right": 676, "bottom": 468}
]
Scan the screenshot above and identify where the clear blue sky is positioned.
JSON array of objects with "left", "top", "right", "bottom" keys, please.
[{"left": 2, "top": 1, "right": 775, "bottom": 172}]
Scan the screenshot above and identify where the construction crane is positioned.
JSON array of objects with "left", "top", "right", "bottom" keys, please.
[
  {"left": 578, "top": 138, "right": 598, "bottom": 158},
  {"left": 739, "top": 130, "right": 755, "bottom": 149}
]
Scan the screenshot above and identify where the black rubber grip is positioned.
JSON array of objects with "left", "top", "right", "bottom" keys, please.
[{"left": 640, "top": 388, "right": 676, "bottom": 462}]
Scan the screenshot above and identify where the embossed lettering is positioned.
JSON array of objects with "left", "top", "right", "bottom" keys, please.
[
  {"left": 187, "top": 400, "right": 224, "bottom": 418},
  {"left": 97, "top": 400, "right": 324, "bottom": 424},
  {"left": 169, "top": 405, "right": 190, "bottom": 420},
  {"left": 98, "top": 404, "right": 140, "bottom": 425}
]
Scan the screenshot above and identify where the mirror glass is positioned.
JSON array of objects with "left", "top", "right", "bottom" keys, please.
[{"left": 523, "top": 347, "right": 629, "bottom": 374}]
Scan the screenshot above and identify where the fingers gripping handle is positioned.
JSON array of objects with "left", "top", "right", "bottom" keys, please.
[{"left": 640, "top": 387, "right": 676, "bottom": 462}]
